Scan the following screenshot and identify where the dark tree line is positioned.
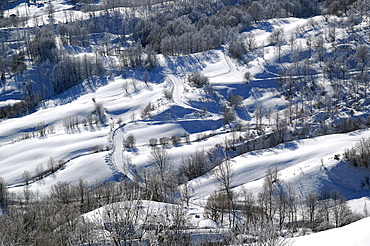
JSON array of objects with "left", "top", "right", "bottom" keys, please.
[
  {"left": 53, "top": 54, "right": 104, "bottom": 94},
  {"left": 0, "top": 0, "right": 361, "bottom": 118}
]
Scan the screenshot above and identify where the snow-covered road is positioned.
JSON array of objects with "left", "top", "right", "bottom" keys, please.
[{"left": 167, "top": 74, "right": 193, "bottom": 109}]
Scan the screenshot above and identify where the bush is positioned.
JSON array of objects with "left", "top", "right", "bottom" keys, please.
[
  {"left": 124, "top": 133, "right": 136, "bottom": 149},
  {"left": 159, "top": 137, "right": 170, "bottom": 146},
  {"left": 222, "top": 106, "right": 236, "bottom": 124},
  {"left": 171, "top": 135, "right": 181, "bottom": 145},
  {"left": 140, "top": 102, "right": 154, "bottom": 119},
  {"left": 229, "top": 95, "right": 244, "bottom": 108},
  {"left": 188, "top": 72, "right": 209, "bottom": 88},
  {"left": 149, "top": 138, "right": 158, "bottom": 146},
  {"left": 244, "top": 71, "right": 251, "bottom": 83}
]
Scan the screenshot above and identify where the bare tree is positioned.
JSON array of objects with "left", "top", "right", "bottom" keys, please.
[
  {"left": 269, "top": 28, "right": 286, "bottom": 62},
  {"left": 124, "top": 133, "right": 136, "bottom": 149},
  {"left": 99, "top": 196, "right": 146, "bottom": 245},
  {"left": 73, "top": 178, "right": 91, "bottom": 213},
  {"left": 122, "top": 81, "right": 130, "bottom": 94},
  {"left": 258, "top": 167, "right": 278, "bottom": 220},
  {"left": 179, "top": 148, "right": 212, "bottom": 180},
  {"left": 49, "top": 181, "right": 72, "bottom": 204},
  {"left": 142, "top": 70, "right": 150, "bottom": 86},
  {"left": 214, "top": 159, "right": 234, "bottom": 199},
  {"left": 244, "top": 71, "right": 251, "bottom": 84},
  {"left": 159, "top": 136, "right": 169, "bottom": 146},
  {"left": 0, "top": 177, "right": 7, "bottom": 210},
  {"left": 93, "top": 102, "right": 106, "bottom": 124},
  {"left": 22, "top": 170, "right": 31, "bottom": 186},
  {"left": 188, "top": 71, "right": 209, "bottom": 87},
  {"left": 248, "top": 2, "right": 266, "bottom": 23},
  {"left": 203, "top": 190, "right": 229, "bottom": 224},
  {"left": 149, "top": 138, "right": 158, "bottom": 146},
  {"left": 331, "top": 189, "right": 352, "bottom": 228},
  {"left": 355, "top": 44, "right": 369, "bottom": 76},
  {"left": 171, "top": 135, "right": 181, "bottom": 145},
  {"left": 318, "top": 189, "right": 332, "bottom": 230},
  {"left": 222, "top": 106, "right": 236, "bottom": 125},
  {"left": 184, "top": 132, "right": 190, "bottom": 144},
  {"left": 305, "top": 192, "right": 318, "bottom": 230},
  {"left": 214, "top": 159, "right": 235, "bottom": 227},
  {"left": 35, "top": 163, "right": 44, "bottom": 181},
  {"left": 47, "top": 156, "right": 56, "bottom": 174}
]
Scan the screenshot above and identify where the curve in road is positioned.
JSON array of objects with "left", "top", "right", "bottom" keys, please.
[{"left": 167, "top": 74, "right": 194, "bottom": 109}]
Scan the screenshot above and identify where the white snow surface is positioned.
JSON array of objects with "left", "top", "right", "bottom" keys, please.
[
  {"left": 0, "top": 5, "right": 369, "bottom": 242},
  {"left": 188, "top": 130, "right": 370, "bottom": 209},
  {"left": 290, "top": 216, "right": 370, "bottom": 246}
]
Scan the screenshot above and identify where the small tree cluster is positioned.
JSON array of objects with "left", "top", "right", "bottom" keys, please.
[
  {"left": 36, "top": 121, "right": 47, "bottom": 137},
  {"left": 64, "top": 115, "right": 79, "bottom": 131},
  {"left": 140, "top": 102, "right": 154, "bottom": 119},
  {"left": 93, "top": 102, "right": 106, "bottom": 124},
  {"left": 123, "top": 133, "right": 136, "bottom": 149},
  {"left": 343, "top": 137, "right": 370, "bottom": 168},
  {"left": 188, "top": 71, "right": 209, "bottom": 88},
  {"left": 28, "top": 24, "right": 57, "bottom": 62},
  {"left": 179, "top": 148, "right": 216, "bottom": 181},
  {"left": 222, "top": 106, "right": 236, "bottom": 125},
  {"left": 149, "top": 138, "right": 158, "bottom": 146},
  {"left": 0, "top": 94, "right": 42, "bottom": 120}
]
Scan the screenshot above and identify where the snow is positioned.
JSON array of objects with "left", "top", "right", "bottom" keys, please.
[
  {"left": 188, "top": 130, "right": 370, "bottom": 206},
  {"left": 0, "top": 11, "right": 368, "bottom": 204},
  {"left": 291, "top": 217, "right": 370, "bottom": 246},
  {"left": 197, "top": 219, "right": 220, "bottom": 229},
  {"left": 0, "top": 2, "right": 370, "bottom": 242}
]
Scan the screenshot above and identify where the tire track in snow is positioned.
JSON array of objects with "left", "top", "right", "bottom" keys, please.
[
  {"left": 106, "top": 124, "right": 138, "bottom": 182},
  {"left": 167, "top": 74, "right": 194, "bottom": 109},
  {"left": 250, "top": 87, "right": 269, "bottom": 114},
  {"left": 209, "top": 51, "right": 234, "bottom": 78}
]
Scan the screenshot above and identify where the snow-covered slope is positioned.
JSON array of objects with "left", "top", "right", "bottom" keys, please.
[
  {"left": 0, "top": 14, "right": 368, "bottom": 202},
  {"left": 291, "top": 216, "right": 370, "bottom": 246},
  {"left": 0, "top": 1, "right": 370, "bottom": 242},
  {"left": 188, "top": 129, "right": 370, "bottom": 208}
]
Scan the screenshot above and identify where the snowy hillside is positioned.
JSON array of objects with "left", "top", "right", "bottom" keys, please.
[
  {"left": 291, "top": 216, "right": 370, "bottom": 246},
  {"left": 0, "top": 0, "right": 370, "bottom": 245}
]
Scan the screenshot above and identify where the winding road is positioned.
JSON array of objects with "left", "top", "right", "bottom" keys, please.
[
  {"left": 167, "top": 74, "right": 193, "bottom": 109},
  {"left": 107, "top": 51, "right": 268, "bottom": 182},
  {"left": 107, "top": 73, "right": 193, "bottom": 181}
]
